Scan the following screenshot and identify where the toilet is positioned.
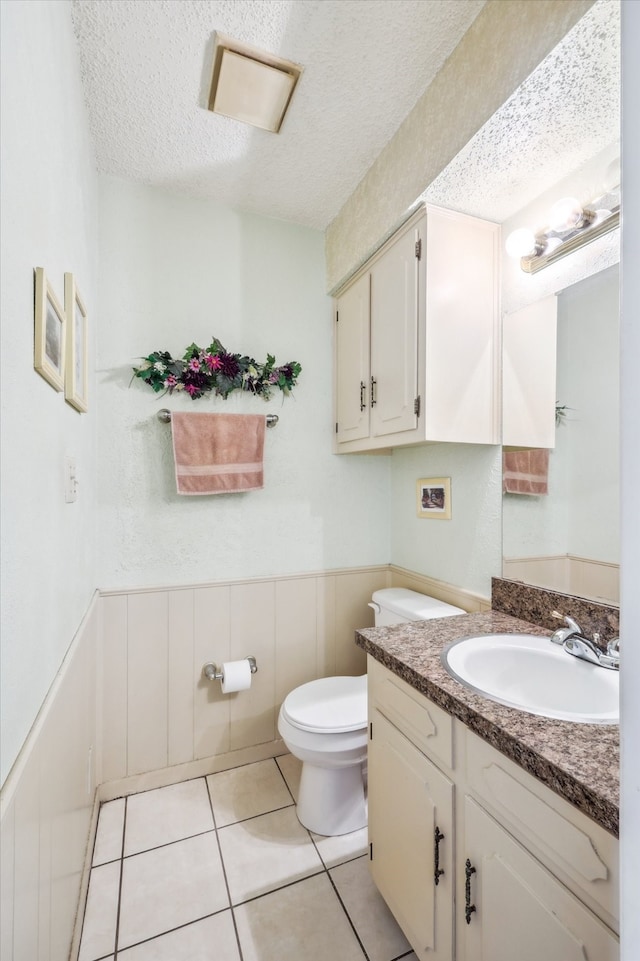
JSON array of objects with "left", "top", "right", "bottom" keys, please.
[{"left": 278, "top": 588, "right": 465, "bottom": 836}]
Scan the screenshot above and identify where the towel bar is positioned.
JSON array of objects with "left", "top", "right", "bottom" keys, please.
[{"left": 158, "top": 408, "right": 278, "bottom": 427}]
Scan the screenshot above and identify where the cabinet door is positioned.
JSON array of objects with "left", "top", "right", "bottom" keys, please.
[
  {"left": 503, "top": 296, "right": 557, "bottom": 448},
  {"left": 368, "top": 709, "right": 453, "bottom": 961},
  {"left": 335, "top": 271, "right": 371, "bottom": 444},
  {"left": 460, "top": 798, "right": 618, "bottom": 961},
  {"left": 369, "top": 220, "right": 420, "bottom": 438}
]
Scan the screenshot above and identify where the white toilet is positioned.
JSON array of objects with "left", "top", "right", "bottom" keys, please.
[{"left": 277, "top": 588, "right": 465, "bottom": 836}]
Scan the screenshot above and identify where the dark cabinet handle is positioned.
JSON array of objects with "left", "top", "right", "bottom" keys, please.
[
  {"left": 434, "top": 827, "right": 445, "bottom": 886},
  {"left": 370, "top": 376, "right": 377, "bottom": 407},
  {"left": 465, "top": 859, "right": 476, "bottom": 924},
  {"left": 360, "top": 381, "right": 366, "bottom": 412}
]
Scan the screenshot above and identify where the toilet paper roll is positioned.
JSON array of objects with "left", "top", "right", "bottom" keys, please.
[{"left": 220, "top": 659, "right": 252, "bottom": 694}]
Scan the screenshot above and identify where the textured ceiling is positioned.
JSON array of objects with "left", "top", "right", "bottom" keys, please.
[
  {"left": 70, "top": 0, "right": 486, "bottom": 229},
  {"left": 71, "top": 0, "right": 619, "bottom": 232},
  {"left": 422, "top": 0, "right": 620, "bottom": 223}
]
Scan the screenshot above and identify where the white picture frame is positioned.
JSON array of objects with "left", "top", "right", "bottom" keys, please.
[
  {"left": 64, "top": 272, "right": 88, "bottom": 412},
  {"left": 34, "top": 267, "right": 66, "bottom": 392}
]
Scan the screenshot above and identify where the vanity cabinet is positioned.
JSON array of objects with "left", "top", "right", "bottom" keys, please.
[
  {"left": 335, "top": 205, "right": 500, "bottom": 453},
  {"left": 368, "top": 709, "right": 454, "bottom": 961},
  {"left": 461, "top": 797, "right": 618, "bottom": 961},
  {"left": 367, "top": 656, "right": 619, "bottom": 961}
]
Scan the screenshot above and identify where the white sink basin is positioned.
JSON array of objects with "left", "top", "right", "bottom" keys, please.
[{"left": 441, "top": 633, "right": 619, "bottom": 724}]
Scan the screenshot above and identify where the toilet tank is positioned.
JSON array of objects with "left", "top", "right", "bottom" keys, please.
[{"left": 369, "top": 588, "right": 465, "bottom": 626}]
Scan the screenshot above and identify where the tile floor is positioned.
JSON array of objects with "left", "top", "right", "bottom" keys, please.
[{"left": 78, "top": 755, "right": 417, "bottom": 961}]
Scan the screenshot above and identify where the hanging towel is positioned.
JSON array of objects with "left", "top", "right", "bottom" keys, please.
[
  {"left": 170, "top": 412, "right": 266, "bottom": 495},
  {"left": 502, "top": 448, "right": 549, "bottom": 496}
]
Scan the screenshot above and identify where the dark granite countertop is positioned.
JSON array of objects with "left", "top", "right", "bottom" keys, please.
[{"left": 356, "top": 610, "right": 619, "bottom": 837}]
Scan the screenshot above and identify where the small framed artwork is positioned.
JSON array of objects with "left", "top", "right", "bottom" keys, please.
[
  {"left": 64, "top": 272, "right": 88, "bottom": 412},
  {"left": 417, "top": 477, "right": 452, "bottom": 519},
  {"left": 34, "top": 267, "right": 65, "bottom": 391}
]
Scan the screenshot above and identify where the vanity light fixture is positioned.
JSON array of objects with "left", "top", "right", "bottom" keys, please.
[
  {"left": 207, "top": 34, "right": 303, "bottom": 134},
  {"left": 505, "top": 183, "right": 620, "bottom": 274}
]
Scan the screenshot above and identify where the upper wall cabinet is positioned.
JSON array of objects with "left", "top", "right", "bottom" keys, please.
[
  {"left": 334, "top": 205, "right": 500, "bottom": 453},
  {"left": 503, "top": 295, "right": 558, "bottom": 449}
]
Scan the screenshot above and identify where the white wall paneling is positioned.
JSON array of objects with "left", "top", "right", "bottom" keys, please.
[{"left": 0, "top": 595, "right": 99, "bottom": 961}]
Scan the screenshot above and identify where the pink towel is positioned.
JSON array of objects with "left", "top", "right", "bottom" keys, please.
[
  {"left": 171, "top": 412, "right": 265, "bottom": 495},
  {"left": 502, "top": 448, "right": 549, "bottom": 496}
]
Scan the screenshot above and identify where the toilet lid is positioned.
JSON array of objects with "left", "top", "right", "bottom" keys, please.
[{"left": 281, "top": 676, "right": 367, "bottom": 733}]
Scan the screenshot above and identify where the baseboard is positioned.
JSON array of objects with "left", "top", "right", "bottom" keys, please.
[{"left": 96, "top": 739, "right": 289, "bottom": 802}]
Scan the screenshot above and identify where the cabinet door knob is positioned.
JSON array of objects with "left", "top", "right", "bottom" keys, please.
[
  {"left": 370, "top": 376, "right": 377, "bottom": 407},
  {"left": 465, "top": 858, "right": 477, "bottom": 924},
  {"left": 360, "top": 380, "right": 366, "bottom": 412},
  {"left": 434, "top": 826, "right": 445, "bottom": 886}
]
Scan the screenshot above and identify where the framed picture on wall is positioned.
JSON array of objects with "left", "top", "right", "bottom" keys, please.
[
  {"left": 64, "top": 272, "right": 88, "bottom": 412},
  {"left": 34, "top": 267, "right": 66, "bottom": 391},
  {"left": 416, "top": 477, "right": 451, "bottom": 519}
]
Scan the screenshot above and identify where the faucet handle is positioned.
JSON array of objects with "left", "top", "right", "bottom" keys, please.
[{"left": 606, "top": 637, "right": 620, "bottom": 657}]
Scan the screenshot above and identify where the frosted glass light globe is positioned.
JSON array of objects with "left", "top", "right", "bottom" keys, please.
[
  {"left": 549, "top": 197, "right": 584, "bottom": 232},
  {"left": 505, "top": 228, "right": 537, "bottom": 258}
]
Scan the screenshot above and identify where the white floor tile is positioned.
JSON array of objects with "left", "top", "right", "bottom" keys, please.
[
  {"left": 124, "top": 778, "right": 214, "bottom": 856},
  {"left": 217, "top": 806, "right": 323, "bottom": 904},
  {"left": 330, "top": 855, "right": 411, "bottom": 961},
  {"left": 78, "top": 861, "right": 120, "bottom": 961},
  {"left": 118, "top": 832, "right": 228, "bottom": 949},
  {"left": 206, "top": 758, "right": 292, "bottom": 827},
  {"left": 275, "top": 752, "right": 302, "bottom": 801},
  {"left": 235, "top": 872, "right": 366, "bottom": 961},
  {"left": 117, "top": 912, "right": 240, "bottom": 960},
  {"left": 312, "top": 825, "right": 368, "bottom": 868},
  {"left": 93, "top": 798, "right": 125, "bottom": 866}
]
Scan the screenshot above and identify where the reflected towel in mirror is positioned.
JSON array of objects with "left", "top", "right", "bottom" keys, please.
[{"left": 502, "top": 448, "right": 549, "bottom": 496}]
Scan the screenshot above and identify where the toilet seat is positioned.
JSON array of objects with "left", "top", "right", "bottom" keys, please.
[{"left": 281, "top": 675, "right": 367, "bottom": 734}]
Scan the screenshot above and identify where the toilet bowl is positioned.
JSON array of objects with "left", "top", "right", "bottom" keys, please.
[
  {"left": 278, "top": 588, "right": 465, "bottom": 836},
  {"left": 278, "top": 675, "right": 368, "bottom": 836}
]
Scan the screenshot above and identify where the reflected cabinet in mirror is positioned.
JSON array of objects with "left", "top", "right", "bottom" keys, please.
[{"left": 502, "top": 264, "right": 619, "bottom": 605}]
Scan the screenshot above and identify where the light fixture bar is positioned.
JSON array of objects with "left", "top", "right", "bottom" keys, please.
[{"left": 518, "top": 207, "right": 620, "bottom": 274}]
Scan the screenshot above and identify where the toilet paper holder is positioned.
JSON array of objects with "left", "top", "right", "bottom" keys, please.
[{"left": 202, "top": 656, "right": 258, "bottom": 682}]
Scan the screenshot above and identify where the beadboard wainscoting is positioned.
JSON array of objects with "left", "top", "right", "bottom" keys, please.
[
  {"left": 97, "top": 567, "right": 390, "bottom": 796},
  {"left": 0, "top": 564, "right": 486, "bottom": 961},
  {"left": 502, "top": 555, "right": 620, "bottom": 606},
  {"left": 0, "top": 594, "right": 100, "bottom": 961}
]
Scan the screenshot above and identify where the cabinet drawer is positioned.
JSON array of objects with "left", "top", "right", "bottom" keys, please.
[
  {"left": 368, "top": 656, "right": 453, "bottom": 771},
  {"left": 464, "top": 728, "right": 618, "bottom": 930}
]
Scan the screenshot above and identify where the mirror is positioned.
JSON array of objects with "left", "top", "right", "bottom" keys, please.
[
  {"left": 502, "top": 264, "right": 620, "bottom": 605},
  {"left": 421, "top": 0, "right": 620, "bottom": 606}
]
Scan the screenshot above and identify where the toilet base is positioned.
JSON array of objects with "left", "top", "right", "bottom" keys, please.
[{"left": 295, "top": 760, "right": 367, "bottom": 836}]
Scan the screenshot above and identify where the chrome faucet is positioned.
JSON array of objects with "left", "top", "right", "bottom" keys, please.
[
  {"left": 550, "top": 612, "right": 619, "bottom": 670},
  {"left": 550, "top": 613, "right": 583, "bottom": 646}
]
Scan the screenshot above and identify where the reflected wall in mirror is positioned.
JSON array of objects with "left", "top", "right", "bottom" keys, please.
[
  {"left": 503, "top": 264, "right": 620, "bottom": 605},
  {"left": 419, "top": 0, "right": 620, "bottom": 605}
]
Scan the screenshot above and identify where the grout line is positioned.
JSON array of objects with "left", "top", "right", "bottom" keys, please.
[
  {"left": 229, "top": 867, "right": 327, "bottom": 910},
  {"left": 215, "top": 800, "right": 295, "bottom": 834},
  {"left": 112, "top": 794, "right": 128, "bottom": 959},
  {"left": 109, "top": 908, "right": 232, "bottom": 957},
  {"left": 326, "top": 869, "right": 371, "bottom": 961},
  {"left": 274, "top": 755, "right": 298, "bottom": 804},
  {"left": 204, "top": 775, "right": 245, "bottom": 961},
  {"left": 121, "top": 825, "right": 218, "bottom": 860}
]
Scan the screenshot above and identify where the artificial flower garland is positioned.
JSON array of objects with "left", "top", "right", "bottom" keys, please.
[{"left": 132, "top": 337, "right": 302, "bottom": 401}]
